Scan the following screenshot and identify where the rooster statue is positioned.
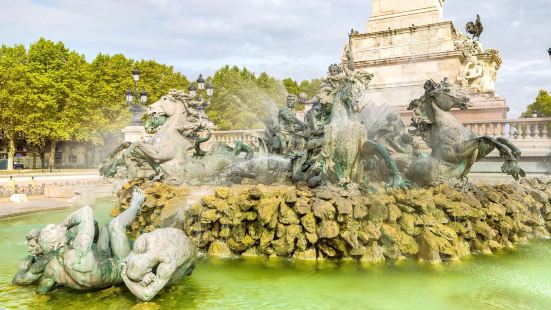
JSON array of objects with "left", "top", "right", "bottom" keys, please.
[{"left": 465, "top": 14, "right": 483, "bottom": 41}]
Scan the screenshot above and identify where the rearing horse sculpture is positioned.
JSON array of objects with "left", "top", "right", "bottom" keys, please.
[
  {"left": 100, "top": 90, "right": 213, "bottom": 183},
  {"left": 321, "top": 70, "right": 410, "bottom": 189},
  {"left": 406, "top": 79, "right": 525, "bottom": 185}
]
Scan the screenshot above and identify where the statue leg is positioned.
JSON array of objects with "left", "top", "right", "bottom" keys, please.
[
  {"left": 455, "top": 136, "right": 525, "bottom": 180},
  {"left": 108, "top": 187, "right": 145, "bottom": 260},
  {"left": 362, "top": 140, "right": 411, "bottom": 189},
  {"left": 478, "top": 136, "right": 525, "bottom": 179},
  {"left": 496, "top": 137, "right": 522, "bottom": 159},
  {"left": 132, "top": 147, "right": 166, "bottom": 180},
  {"left": 97, "top": 225, "right": 112, "bottom": 258}
]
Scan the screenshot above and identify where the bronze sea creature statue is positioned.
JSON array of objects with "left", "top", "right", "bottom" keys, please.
[
  {"left": 406, "top": 79, "right": 525, "bottom": 185},
  {"left": 99, "top": 90, "right": 259, "bottom": 185},
  {"left": 291, "top": 63, "right": 411, "bottom": 190}
]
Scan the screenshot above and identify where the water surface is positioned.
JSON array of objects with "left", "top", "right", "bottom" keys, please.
[{"left": 0, "top": 199, "right": 550, "bottom": 309}]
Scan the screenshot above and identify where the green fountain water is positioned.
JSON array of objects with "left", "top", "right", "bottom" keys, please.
[{"left": 0, "top": 199, "right": 550, "bottom": 309}]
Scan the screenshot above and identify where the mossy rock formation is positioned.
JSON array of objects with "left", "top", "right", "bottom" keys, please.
[{"left": 115, "top": 178, "right": 551, "bottom": 263}]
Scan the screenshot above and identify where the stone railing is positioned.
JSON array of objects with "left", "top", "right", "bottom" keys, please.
[
  {"left": 207, "top": 118, "right": 551, "bottom": 145},
  {"left": 463, "top": 117, "right": 551, "bottom": 140},
  {"left": 0, "top": 184, "right": 45, "bottom": 197},
  {"left": 207, "top": 129, "right": 264, "bottom": 146}
]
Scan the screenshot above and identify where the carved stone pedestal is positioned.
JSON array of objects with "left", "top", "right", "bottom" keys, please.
[{"left": 122, "top": 125, "right": 146, "bottom": 143}]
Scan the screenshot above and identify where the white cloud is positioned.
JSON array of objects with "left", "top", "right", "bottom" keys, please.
[{"left": 0, "top": 0, "right": 549, "bottom": 117}]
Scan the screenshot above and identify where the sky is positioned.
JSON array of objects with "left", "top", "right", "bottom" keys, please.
[{"left": 0, "top": 0, "right": 549, "bottom": 117}]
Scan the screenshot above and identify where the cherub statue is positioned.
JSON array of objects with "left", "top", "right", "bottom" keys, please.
[{"left": 121, "top": 228, "right": 197, "bottom": 301}]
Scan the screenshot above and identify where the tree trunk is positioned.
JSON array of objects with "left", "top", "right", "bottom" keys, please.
[
  {"left": 40, "top": 151, "right": 46, "bottom": 172},
  {"left": 48, "top": 140, "right": 57, "bottom": 173},
  {"left": 6, "top": 132, "right": 16, "bottom": 171},
  {"left": 32, "top": 151, "right": 37, "bottom": 169}
]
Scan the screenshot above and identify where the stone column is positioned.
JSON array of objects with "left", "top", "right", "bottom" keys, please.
[{"left": 368, "top": 0, "right": 444, "bottom": 31}]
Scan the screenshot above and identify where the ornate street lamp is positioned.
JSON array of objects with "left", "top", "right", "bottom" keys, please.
[
  {"left": 187, "top": 74, "right": 214, "bottom": 123},
  {"left": 188, "top": 84, "right": 197, "bottom": 98},
  {"left": 548, "top": 48, "right": 551, "bottom": 63},
  {"left": 197, "top": 74, "right": 205, "bottom": 90},
  {"left": 126, "top": 68, "right": 148, "bottom": 125}
]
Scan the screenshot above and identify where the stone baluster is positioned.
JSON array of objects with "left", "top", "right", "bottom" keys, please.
[
  {"left": 542, "top": 123, "right": 549, "bottom": 139},
  {"left": 492, "top": 123, "right": 497, "bottom": 136},
  {"left": 528, "top": 123, "right": 535, "bottom": 138},
  {"left": 497, "top": 123, "right": 505, "bottom": 138},
  {"left": 517, "top": 123, "right": 525, "bottom": 139},
  {"left": 533, "top": 123, "right": 542, "bottom": 139},
  {"left": 509, "top": 122, "right": 515, "bottom": 139}
]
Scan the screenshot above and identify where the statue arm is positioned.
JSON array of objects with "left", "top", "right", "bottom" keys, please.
[
  {"left": 302, "top": 96, "right": 320, "bottom": 105},
  {"left": 280, "top": 109, "right": 304, "bottom": 127},
  {"left": 12, "top": 256, "right": 41, "bottom": 285},
  {"left": 122, "top": 260, "right": 176, "bottom": 301},
  {"left": 61, "top": 206, "right": 95, "bottom": 256},
  {"left": 36, "top": 277, "right": 56, "bottom": 294}
]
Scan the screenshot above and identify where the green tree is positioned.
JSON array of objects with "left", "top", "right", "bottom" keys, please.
[
  {"left": 522, "top": 90, "right": 551, "bottom": 118},
  {"left": 135, "top": 59, "right": 189, "bottom": 103},
  {"left": 87, "top": 55, "right": 190, "bottom": 145},
  {"left": 0, "top": 44, "right": 29, "bottom": 171},
  {"left": 22, "top": 38, "right": 97, "bottom": 171},
  {"left": 282, "top": 78, "right": 300, "bottom": 95},
  {"left": 298, "top": 79, "right": 322, "bottom": 98},
  {"left": 207, "top": 66, "right": 286, "bottom": 130},
  {"left": 89, "top": 53, "right": 134, "bottom": 135}
]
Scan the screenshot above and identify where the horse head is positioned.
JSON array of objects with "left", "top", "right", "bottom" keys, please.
[
  {"left": 145, "top": 90, "right": 191, "bottom": 134},
  {"left": 337, "top": 71, "right": 373, "bottom": 116},
  {"left": 432, "top": 80, "right": 470, "bottom": 112},
  {"left": 408, "top": 79, "right": 470, "bottom": 130}
]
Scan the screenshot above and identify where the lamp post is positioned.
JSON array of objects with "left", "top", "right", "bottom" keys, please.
[
  {"left": 548, "top": 48, "right": 551, "bottom": 63},
  {"left": 187, "top": 74, "right": 214, "bottom": 123},
  {"left": 126, "top": 68, "right": 148, "bottom": 125}
]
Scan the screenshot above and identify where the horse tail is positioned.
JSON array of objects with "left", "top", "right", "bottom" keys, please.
[{"left": 194, "top": 129, "right": 212, "bottom": 157}]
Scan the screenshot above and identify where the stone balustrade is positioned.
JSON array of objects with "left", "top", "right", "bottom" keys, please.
[
  {"left": 206, "top": 129, "right": 264, "bottom": 147},
  {"left": 463, "top": 117, "right": 551, "bottom": 141},
  {"left": 0, "top": 184, "right": 45, "bottom": 197},
  {"left": 207, "top": 118, "right": 551, "bottom": 145}
]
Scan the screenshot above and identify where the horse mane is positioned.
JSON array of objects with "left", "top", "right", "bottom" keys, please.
[{"left": 411, "top": 78, "right": 471, "bottom": 127}]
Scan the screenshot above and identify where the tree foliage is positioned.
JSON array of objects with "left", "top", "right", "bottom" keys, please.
[
  {"left": 283, "top": 77, "right": 322, "bottom": 98},
  {"left": 0, "top": 44, "right": 29, "bottom": 170},
  {"left": 522, "top": 89, "right": 551, "bottom": 118},
  {"left": 207, "top": 66, "right": 287, "bottom": 130},
  {"left": 0, "top": 38, "right": 325, "bottom": 170},
  {"left": 0, "top": 38, "right": 189, "bottom": 169}
]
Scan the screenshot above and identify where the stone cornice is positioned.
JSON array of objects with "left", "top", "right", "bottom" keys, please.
[
  {"left": 353, "top": 21, "right": 456, "bottom": 38},
  {"left": 354, "top": 50, "right": 463, "bottom": 67},
  {"left": 369, "top": 6, "right": 441, "bottom": 22}
]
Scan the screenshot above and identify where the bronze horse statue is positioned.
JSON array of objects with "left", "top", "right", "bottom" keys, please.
[
  {"left": 406, "top": 79, "right": 524, "bottom": 185},
  {"left": 318, "top": 69, "right": 410, "bottom": 189}
]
